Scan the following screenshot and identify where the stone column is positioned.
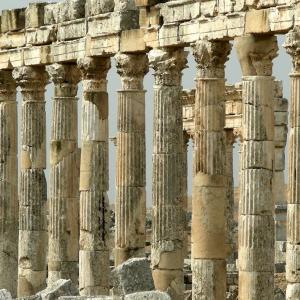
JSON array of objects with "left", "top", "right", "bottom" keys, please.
[
  {"left": 284, "top": 27, "right": 300, "bottom": 299},
  {"left": 0, "top": 71, "right": 18, "bottom": 297},
  {"left": 149, "top": 48, "right": 187, "bottom": 300},
  {"left": 13, "top": 66, "right": 48, "bottom": 297},
  {"left": 114, "top": 53, "right": 148, "bottom": 265},
  {"left": 235, "top": 34, "right": 278, "bottom": 299},
  {"left": 77, "top": 57, "right": 111, "bottom": 296},
  {"left": 47, "top": 64, "right": 81, "bottom": 285},
  {"left": 225, "top": 129, "right": 236, "bottom": 265},
  {"left": 272, "top": 81, "right": 288, "bottom": 267},
  {"left": 191, "top": 40, "right": 231, "bottom": 300},
  {"left": 182, "top": 131, "right": 190, "bottom": 258}
]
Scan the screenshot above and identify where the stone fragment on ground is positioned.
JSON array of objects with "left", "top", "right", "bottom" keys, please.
[
  {"left": 0, "top": 290, "right": 12, "bottom": 300},
  {"left": 36, "top": 279, "right": 78, "bottom": 300},
  {"left": 112, "top": 258, "right": 154, "bottom": 296},
  {"left": 124, "top": 291, "right": 171, "bottom": 300},
  {"left": 59, "top": 297, "right": 115, "bottom": 300}
]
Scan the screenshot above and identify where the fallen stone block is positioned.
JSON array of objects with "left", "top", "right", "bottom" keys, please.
[
  {"left": 18, "top": 294, "right": 38, "bottom": 299},
  {"left": 112, "top": 258, "right": 154, "bottom": 296},
  {"left": 125, "top": 291, "right": 171, "bottom": 300},
  {"left": 0, "top": 290, "right": 12, "bottom": 300},
  {"left": 36, "top": 279, "right": 79, "bottom": 300},
  {"left": 59, "top": 297, "right": 115, "bottom": 300}
]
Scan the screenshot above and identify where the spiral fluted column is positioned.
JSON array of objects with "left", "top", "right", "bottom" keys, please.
[
  {"left": 13, "top": 66, "right": 48, "bottom": 297},
  {"left": 284, "top": 28, "right": 300, "bottom": 299},
  {"left": 77, "top": 57, "right": 111, "bottom": 296},
  {"left": 235, "top": 34, "right": 278, "bottom": 299},
  {"left": 47, "top": 64, "right": 81, "bottom": 285},
  {"left": 191, "top": 40, "right": 231, "bottom": 300},
  {"left": 149, "top": 48, "right": 187, "bottom": 300},
  {"left": 114, "top": 53, "right": 148, "bottom": 266},
  {"left": 0, "top": 71, "right": 18, "bottom": 297}
]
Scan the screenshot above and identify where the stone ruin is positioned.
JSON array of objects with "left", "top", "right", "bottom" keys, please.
[{"left": 0, "top": 0, "right": 299, "bottom": 299}]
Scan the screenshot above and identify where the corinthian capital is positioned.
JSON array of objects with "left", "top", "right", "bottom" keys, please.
[
  {"left": 13, "top": 66, "right": 49, "bottom": 89},
  {"left": 284, "top": 27, "right": 300, "bottom": 73},
  {"left": 115, "top": 53, "right": 148, "bottom": 89},
  {"left": 46, "top": 63, "right": 81, "bottom": 85},
  {"left": 234, "top": 34, "right": 278, "bottom": 76},
  {"left": 0, "top": 71, "right": 16, "bottom": 101},
  {"left": 192, "top": 40, "right": 231, "bottom": 78},
  {"left": 77, "top": 57, "right": 111, "bottom": 81},
  {"left": 149, "top": 48, "right": 188, "bottom": 86}
]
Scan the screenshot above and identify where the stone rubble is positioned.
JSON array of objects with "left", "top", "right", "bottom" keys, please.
[{"left": 112, "top": 258, "right": 154, "bottom": 297}]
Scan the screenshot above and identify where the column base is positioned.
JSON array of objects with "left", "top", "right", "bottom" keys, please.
[
  {"left": 79, "top": 250, "right": 110, "bottom": 296},
  {"left": 114, "top": 247, "right": 145, "bottom": 266},
  {"left": 152, "top": 269, "right": 184, "bottom": 300},
  {"left": 238, "top": 271, "right": 274, "bottom": 300},
  {"left": 287, "top": 283, "right": 300, "bottom": 300},
  {"left": 192, "top": 259, "right": 226, "bottom": 300},
  {"left": 18, "top": 270, "right": 47, "bottom": 297},
  {"left": 48, "top": 261, "right": 78, "bottom": 288}
]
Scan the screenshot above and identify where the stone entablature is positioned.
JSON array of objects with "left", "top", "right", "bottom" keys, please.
[{"left": 0, "top": 0, "right": 298, "bottom": 69}]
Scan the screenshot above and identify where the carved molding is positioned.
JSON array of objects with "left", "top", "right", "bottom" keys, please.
[
  {"left": 192, "top": 40, "right": 231, "bottom": 78},
  {"left": 115, "top": 53, "right": 148, "bottom": 90},
  {"left": 234, "top": 34, "right": 278, "bottom": 76},
  {"left": 46, "top": 63, "right": 80, "bottom": 85},
  {"left": 284, "top": 27, "right": 300, "bottom": 73},
  {"left": 149, "top": 48, "right": 188, "bottom": 86}
]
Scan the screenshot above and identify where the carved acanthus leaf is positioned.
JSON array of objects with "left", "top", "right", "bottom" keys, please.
[
  {"left": 192, "top": 40, "right": 231, "bottom": 78},
  {"left": 149, "top": 48, "right": 188, "bottom": 86},
  {"left": 284, "top": 27, "right": 300, "bottom": 73}
]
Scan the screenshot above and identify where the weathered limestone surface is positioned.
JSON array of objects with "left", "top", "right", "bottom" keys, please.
[
  {"left": 191, "top": 40, "right": 231, "bottom": 300},
  {"left": 284, "top": 27, "right": 300, "bottom": 299},
  {"left": 124, "top": 291, "right": 171, "bottom": 300},
  {"left": 47, "top": 64, "right": 81, "bottom": 286},
  {"left": 37, "top": 279, "right": 78, "bottom": 300},
  {"left": 0, "top": 290, "right": 12, "bottom": 300},
  {"left": 225, "top": 129, "right": 236, "bottom": 264},
  {"left": 77, "top": 57, "right": 111, "bottom": 296},
  {"left": 0, "top": 0, "right": 299, "bottom": 68},
  {"left": 13, "top": 66, "right": 49, "bottom": 297},
  {"left": 149, "top": 48, "right": 187, "bottom": 300},
  {"left": 273, "top": 81, "right": 288, "bottom": 265},
  {"left": 114, "top": 53, "right": 148, "bottom": 265},
  {"left": 112, "top": 257, "right": 154, "bottom": 296},
  {"left": 235, "top": 34, "right": 278, "bottom": 300},
  {"left": 182, "top": 131, "right": 189, "bottom": 258},
  {"left": 0, "top": 71, "right": 18, "bottom": 297}
]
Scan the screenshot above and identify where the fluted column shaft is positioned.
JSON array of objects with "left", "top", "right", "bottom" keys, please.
[
  {"left": 149, "top": 48, "right": 187, "bottom": 300},
  {"left": 47, "top": 64, "right": 80, "bottom": 285},
  {"left": 225, "top": 130, "right": 236, "bottom": 264},
  {"left": 191, "top": 40, "right": 231, "bottom": 300},
  {"left": 235, "top": 35, "right": 278, "bottom": 300},
  {"left": 114, "top": 53, "right": 148, "bottom": 265},
  {"left": 272, "top": 81, "right": 288, "bottom": 265},
  {"left": 13, "top": 66, "right": 48, "bottom": 297},
  {"left": 77, "top": 57, "right": 110, "bottom": 296},
  {"left": 0, "top": 71, "right": 18, "bottom": 297},
  {"left": 182, "top": 131, "right": 189, "bottom": 258},
  {"left": 284, "top": 28, "right": 300, "bottom": 299}
]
